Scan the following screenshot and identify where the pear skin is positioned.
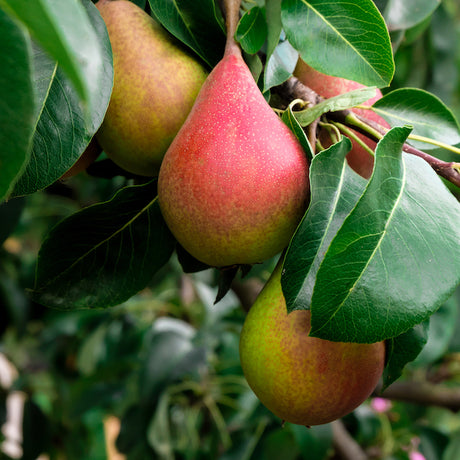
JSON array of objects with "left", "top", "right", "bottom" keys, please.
[
  {"left": 158, "top": 40, "right": 309, "bottom": 267},
  {"left": 95, "top": 0, "right": 208, "bottom": 176},
  {"left": 239, "top": 261, "right": 385, "bottom": 426},
  {"left": 294, "top": 60, "right": 390, "bottom": 179}
]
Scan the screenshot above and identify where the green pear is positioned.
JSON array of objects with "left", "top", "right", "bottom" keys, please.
[
  {"left": 157, "top": 1, "right": 309, "bottom": 267},
  {"left": 294, "top": 59, "right": 390, "bottom": 179},
  {"left": 239, "top": 260, "right": 385, "bottom": 426},
  {"left": 95, "top": 0, "right": 208, "bottom": 176}
]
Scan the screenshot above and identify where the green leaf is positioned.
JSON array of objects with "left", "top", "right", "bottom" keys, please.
[
  {"left": 0, "top": 198, "right": 25, "bottom": 245},
  {"left": 236, "top": 6, "right": 267, "bottom": 55},
  {"left": 382, "top": 322, "right": 428, "bottom": 388},
  {"left": 265, "top": 0, "right": 282, "bottom": 57},
  {"left": 0, "top": 9, "right": 36, "bottom": 202},
  {"left": 281, "top": 0, "right": 394, "bottom": 87},
  {"left": 31, "top": 182, "right": 176, "bottom": 310},
  {"left": 444, "top": 432, "right": 460, "bottom": 460},
  {"left": 139, "top": 329, "right": 195, "bottom": 401},
  {"left": 294, "top": 87, "right": 378, "bottom": 127},
  {"left": 309, "top": 126, "right": 460, "bottom": 343},
  {"left": 263, "top": 40, "right": 298, "bottom": 91},
  {"left": 372, "top": 88, "right": 460, "bottom": 150},
  {"left": 282, "top": 138, "right": 366, "bottom": 312},
  {"left": 412, "top": 292, "right": 459, "bottom": 366},
  {"left": 11, "top": 0, "right": 113, "bottom": 197},
  {"left": 0, "top": 0, "right": 104, "bottom": 118},
  {"left": 22, "top": 399, "right": 51, "bottom": 460},
  {"left": 383, "top": 0, "right": 441, "bottom": 31},
  {"left": 282, "top": 101, "right": 314, "bottom": 162},
  {"left": 148, "top": 0, "right": 226, "bottom": 69}
]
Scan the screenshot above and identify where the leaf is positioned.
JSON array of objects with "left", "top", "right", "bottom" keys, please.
[
  {"left": 31, "top": 182, "right": 176, "bottom": 310},
  {"left": 0, "top": 0, "right": 104, "bottom": 118},
  {"left": 282, "top": 101, "right": 314, "bottom": 162},
  {"left": 281, "top": 0, "right": 394, "bottom": 87},
  {"left": 294, "top": 87, "right": 378, "bottom": 127},
  {"left": 282, "top": 138, "right": 366, "bottom": 312},
  {"left": 444, "top": 432, "right": 460, "bottom": 460},
  {"left": 11, "top": 0, "right": 113, "bottom": 197},
  {"left": 263, "top": 40, "right": 299, "bottom": 91},
  {"left": 139, "top": 329, "right": 194, "bottom": 401},
  {"left": 236, "top": 6, "right": 268, "bottom": 55},
  {"left": 22, "top": 399, "right": 51, "bottom": 460},
  {"left": 309, "top": 126, "right": 460, "bottom": 343},
  {"left": 0, "top": 197, "right": 25, "bottom": 245},
  {"left": 265, "top": 0, "right": 282, "bottom": 57},
  {"left": 412, "top": 291, "right": 459, "bottom": 366},
  {"left": 148, "top": 0, "right": 226, "bottom": 69},
  {"left": 382, "top": 322, "right": 428, "bottom": 388},
  {"left": 0, "top": 9, "right": 36, "bottom": 202},
  {"left": 372, "top": 88, "right": 460, "bottom": 151},
  {"left": 176, "top": 244, "right": 211, "bottom": 273},
  {"left": 383, "top": 0, "right": 441, "bottom": 31}
]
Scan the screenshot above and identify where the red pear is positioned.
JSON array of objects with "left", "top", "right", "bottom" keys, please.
[
  {"left": 158, "top": 1, "right": 309, "bottom": 267},
  {"left": 294, "top": 60, "right": 390, "bottom": 178}
]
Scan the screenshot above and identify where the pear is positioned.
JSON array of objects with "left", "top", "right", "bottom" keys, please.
[
  {"left": 239, "top": 260, "right": 385, "bottom": 426},
  {"left": 60, "top": 138, "right": 102, "bottom": 179},
  {"left": 157, "top": 0, "right": 309, "bottom": 267},
  {"left": 95, "top": 0, "right": 208, "bottom": 176},
  {"left": 294, "top": 59, "right": 390, "bottom": 179}
]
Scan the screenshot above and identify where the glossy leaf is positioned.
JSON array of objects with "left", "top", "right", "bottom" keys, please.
[
  {"left": 148, "top": 0, "right": 226, "bottom": 68},
  {"left": 309, "top": 126, "right": 460, "bottom": 343},
  {"left": 0, "top": 0, "right": 103, "bottom": 117},
  {"left": 282, "top": 138, "right": 366, "bottom": 311},
  {"left": 263, "top": 40, "right": 298, "bottom": 91},
  {"left": 31, "top": 182, "right": 176, "bottom": 310},
  {"left": 12, "top": 0, "right": 113, "bottom": 197},
  {"left": 383, "top": 0, "right": 441, "bottom": 31},
  {"left": 282, "top": 101, "right": 314, "bottom": 161},
  {"left": 281, "top": 0, "right": 394, "bottom": 87},
  {"left": 294, "top": 87, "right": 377, "bottom": 127},
  {"left": 372, "top": 88, "right": 460, "bottom": 150},
  {"left": 382, "top": 322, "right": 428, "bottom": 388},
  {"left": 265, "top": 0, "right": 282, "bottom": 57},
  {"left": 0, "top": 9, "right": 36, "bottom": 202},
  {"left": 236, "top": 6, "right": 267, "bottom": 55}
]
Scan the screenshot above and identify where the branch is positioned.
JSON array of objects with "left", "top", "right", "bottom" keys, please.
[
  {"left": 332, "top": 110, "right": 460, "bottom": 189},
  {"left": 379, "top": 380, "right": 460, "bottom": 412},
  {"left": 331, "top": 420, "right": 368, "bottom": 460},
  {"left": 276, "top": 76, "right": 460, "bottom": 189},
  {"left": 231, "top": 277, "right": 264, "bottom": 312}
]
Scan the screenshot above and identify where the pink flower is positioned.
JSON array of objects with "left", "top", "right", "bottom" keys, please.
[
  {"left": 370, "top": 397, "right": 392, "bottom": 413},
  {"left": 409, "top": 452, "right": 426, "bottom": 460}
]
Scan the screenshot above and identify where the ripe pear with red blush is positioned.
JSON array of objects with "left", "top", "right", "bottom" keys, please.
[
  {"left": 239, "top": 260, "right": 385, "bottom": 426},
  {"left": 95, "top": 0, "right": 208, "bottom": 176},
  {"left": 158, "top": 0, "right": 309, "bottom": 267},
  {"left": 294, "top": 59, "right": 390, "bottom": 179}
]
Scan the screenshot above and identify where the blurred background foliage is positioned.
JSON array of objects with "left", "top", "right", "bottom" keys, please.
[{"left": 1, "top": 1, "right": 460, "bottom": 459}]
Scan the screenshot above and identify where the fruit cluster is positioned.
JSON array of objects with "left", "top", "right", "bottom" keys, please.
[{"left": 95, "top": 0, "right": 385, "bottom": 427}]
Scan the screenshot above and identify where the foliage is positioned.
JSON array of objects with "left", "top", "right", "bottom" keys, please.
[{"left": 0, "top": 0, "right": 460, "bottom": 458}]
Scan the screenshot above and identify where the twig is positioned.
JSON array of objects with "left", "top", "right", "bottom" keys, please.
[
  {"left": 379, "top": 380, "right": 460, "bottom": 412},
  {"left": 331, "top": 420, "right": 368, "bottom": 460},
  {"left": 332, "top": 110, "right": 460, "bottom": 188},
  {"left": 276, "top": 76, "right": 460, "bottom": 188},
  {"left": 231, "top": 277, "right": 264, "bottom": 312}
]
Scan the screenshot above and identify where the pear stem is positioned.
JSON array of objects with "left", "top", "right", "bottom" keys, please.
[{"left": 221, "top": 0, "right": 243, "bottom": 56}]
